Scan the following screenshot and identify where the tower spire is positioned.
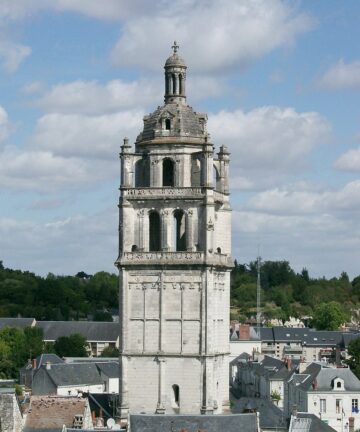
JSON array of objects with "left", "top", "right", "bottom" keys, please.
[{"left": 164, "top": 41, "right": 187, "bottom": 104}]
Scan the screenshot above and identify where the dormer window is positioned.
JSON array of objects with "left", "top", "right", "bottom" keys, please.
[
  {"left": 333, "top": 377, "right": 344, "bottom": 391},
  {"left": 165, "top": 118, "right": 171, "bottom": 130}
]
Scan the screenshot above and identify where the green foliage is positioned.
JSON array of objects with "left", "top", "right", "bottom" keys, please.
[
  {"left": 54, "top": 333, "right": 88, "bottom": 358},
  {"left": 101, "top": 346, "right": 119, "bottom": 357},
  {"left": 93, "top": 311, "right": 113, "bottom": 322},
  {"left": 312, "top": 302, "right": 348, "bottom": 330},
  {"left": 271, "top": 390, "right": 281, "bottom": 401},
  {"left": 347, "top": 337, "right": 360, "bottom": 378},
  {"left": 0, "top": 325, "right": 44, "bottom": 378},
  {"left": 231, "top": 259, "right": 358, "bottom": 323},
  {"left": 15, "top": 384, "right": 23, "bottom": 396},
  {"left": 0, "top": 264, "right": 118, "bottom": 320}
]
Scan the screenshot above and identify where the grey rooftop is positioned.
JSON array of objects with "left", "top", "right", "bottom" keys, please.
[{"left": 129, "top": 413, "right": 258, "bottom": 432}]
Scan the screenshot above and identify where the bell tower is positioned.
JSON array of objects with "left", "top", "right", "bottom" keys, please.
[{"left": 116, "top": 43, "right": 232, "bottom": 417}]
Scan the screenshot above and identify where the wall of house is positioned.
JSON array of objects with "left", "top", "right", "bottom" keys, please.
[
  {"left": 229, "top": 341, "right": 261, "bottom": 362},
  {"left": 306, "top": 392, "right": 360, "bottom": 432},
  {"left": 57, "top": 383, "right": 104, "bottom": 396}
]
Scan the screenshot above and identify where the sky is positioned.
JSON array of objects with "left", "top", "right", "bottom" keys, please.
[{"left": 0, "top": 0, "right": 359, "bottom": 279}]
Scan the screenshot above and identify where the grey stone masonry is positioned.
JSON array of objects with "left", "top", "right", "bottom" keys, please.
[
  {"left": 0, "top": 390, "right": 23, "bottom": 432},
  {"left": 116, "top": 43, "right": 233, "bottom": 418}
]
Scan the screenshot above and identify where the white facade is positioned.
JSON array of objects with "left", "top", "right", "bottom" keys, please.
[
  {"left": 287, "top": 367, "right": 360, "bottom": 432},
  {"left": 116, "top": 44, "right": 232, "bottom": 417},
  {"left": 230, "top": 340, "right": 262, "bottom": 362}
]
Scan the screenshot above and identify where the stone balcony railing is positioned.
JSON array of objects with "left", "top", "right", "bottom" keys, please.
[
  {"left": 116, "top": 251, "right": 233, "bottom": 267},
  {"left": 122, "top": 187, "right": 204, "bottom": 199}
]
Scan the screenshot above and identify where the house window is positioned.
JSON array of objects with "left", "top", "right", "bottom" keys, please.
[
  {"left": 337, "top": 381, "right": 342, "bottom": 388},
  {"left": 336, "top": 399, "right": 341, "bottom": 414},
  {"left": 352, "top": 399, "right": 359, "bottom": 413},
  {"left": 165, "top": 118, "right": 171, "bottom": 130},
  {"left": 320, "top": 399, "right": 326, "bottom": 413}
]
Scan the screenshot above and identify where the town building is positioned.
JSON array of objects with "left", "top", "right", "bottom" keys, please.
[
  {"left": 116, "top": 42, "right": 232, "bottom": 417},
  {"left": 229, "top": 324, "right": 261, "bottom": 362},
  {"left": 286, "top": 364, "right": 360, "bottom": 432},
  {"left": 0, "top": 388, "right": 23, "bottom": 432}
]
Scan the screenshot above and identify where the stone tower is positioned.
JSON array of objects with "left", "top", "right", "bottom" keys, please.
[{"left": 116, "top": 42, "right": 232, "bottom": 417}]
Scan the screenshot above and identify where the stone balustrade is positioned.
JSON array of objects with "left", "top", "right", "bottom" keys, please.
[
  {"left": 122, "top": 187, "right": 203, "bottom": 199},
  {"left": 116, "top": 251, "right": 233, "bottom": 267}
]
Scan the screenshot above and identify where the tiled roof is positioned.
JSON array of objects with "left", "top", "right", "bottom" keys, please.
[
  {"left": 290, "top": 413, "right": 337, "bottom": 432},
  {"left": 36, "top": 353, "right": 64, "bottom": 368},
  {"left": 24, "top": 396, "right": 88, "bottom": 431},
  {"left": 37, "top": 320, "right": 119, "bottom": 342},
  {"left": 129, "top": 413, "right": 258, "bottom": 432}
]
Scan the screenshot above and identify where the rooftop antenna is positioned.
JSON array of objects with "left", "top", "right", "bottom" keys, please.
[{"left": 256, "top": 246, "right": 261, "bottom": 340}]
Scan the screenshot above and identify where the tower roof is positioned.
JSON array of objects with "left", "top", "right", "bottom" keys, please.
[{"left": 164, "top": 41, "right": 187, "bottom": 68}]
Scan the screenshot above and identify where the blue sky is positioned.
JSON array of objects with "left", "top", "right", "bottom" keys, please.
[{"left": 0, "top": 0, "right": 359, "bottom": 278}]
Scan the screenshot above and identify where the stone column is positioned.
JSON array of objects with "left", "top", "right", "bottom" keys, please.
[
  {"left": 137, "top": 210, "right": 146, "bottom": 251},
  {"left": 155, "top": 357, "right": 166, "bottom": 414},
  {"left": 118, "top": 267, "right": 129, "bottom": 420},
  {"left": 161, "top": 210, "right": 170, "bottom": 251},
  {"left": 151, "top": 158, "right": 162, "bottom": 187},
  {"left": 186, "top": 209, "right": 194, "bottom": 251}
]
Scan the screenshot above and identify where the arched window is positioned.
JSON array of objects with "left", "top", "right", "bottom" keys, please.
[
  {"left": 179, "top": 74, "right": 183, "bottom": 95},
  {"left": 172, "top": 384, "right": 180, "bottom": 407},
  {"left": 165, "top": 118, "right": 171, "bottom": 130},
  {"left": 174, "top": 210, "right": 186, "bottom": 251},
  {"left": 163, "top": 158, "right": 174, "bottom": 187},
  {"left": 217, "top": 247, "right": 221, "bottom": 254},
  {"left": 149, "top": 211, "right": 161, "bottom": 251},
  {"left": 135, "top": 158, "right": 150, "bottom": 187}
]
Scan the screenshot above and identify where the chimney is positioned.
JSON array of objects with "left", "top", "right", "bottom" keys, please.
[
  {"left": 239, "top": 325, "right": 250, "bottom": 340},
  {"left": 287, "top": 357, "right": 292, "bottom": 371},
  {"left": 45, "top": 361, "right": 51, "bottom": 370},
  {"left": 312, "top": 379, "right": 317, "bottom": 391},
  {"left": 31, "top": 358, "right": 37, "bottom": 369},
  {"left": 292, "top": 404, "right": 298, "bottom": 418}
]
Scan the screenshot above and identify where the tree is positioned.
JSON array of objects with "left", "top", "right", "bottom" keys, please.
[
  {"left": 93, "top": 311, "right": 113, "bottom": 322},
  {"left": 101, "top": 346, "right": 119, "bottom": 357},
  {"left": 23, "top": 327, "right": 43, "bottom": 359},
  {"left": 346, "top": 337, "right": 360, "bottom": 378},
  {"left": 54, "top": 333, "right": 88, "bottom": 357},
  {"left": 312, "top": 302, "right": 348, "bottom": 330}
]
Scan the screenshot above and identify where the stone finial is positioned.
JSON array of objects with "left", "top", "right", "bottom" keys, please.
[{"left": 172, "top": 41, "right": 179, "bottom": 53}]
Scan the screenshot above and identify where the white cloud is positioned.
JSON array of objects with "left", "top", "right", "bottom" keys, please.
[
  {"left": 21, "top": 80, "right": 46, "bottom": 95},
  {"left": 111, "top": 0, "right": 314, "bottom": 72},
  {"left": 318, "top": 59, "right": 360, "bottom": 90},
  {"left": 0, "top": 41, "right": 31, "bottom": 72},
  {"left": 33, "top": 79, "right": 160, "bottom": 115},
  {"left": 335, "top": 146, "right": 360, "bottom": 172},
  {"left": 0, "top": 105, "right": 11, "bottom": 146},
  {"left": 244, "top": 180, "right": 360, "bottom": 216},
  {"left": 32, "top": 110, "right": 143, "bottom": 159},
  {"left": 208, "top": 106, "right": 331, "bottom": 177},
  {"left": 0, "top": 209, "right": 118, "bottom": 276}
]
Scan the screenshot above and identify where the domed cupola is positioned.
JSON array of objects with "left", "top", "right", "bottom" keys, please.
[{"left": 164, "top": 41, "right": 187, "bottom": 104}]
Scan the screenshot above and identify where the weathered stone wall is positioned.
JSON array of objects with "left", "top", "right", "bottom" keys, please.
[{"left": 0, "top": 393, "right": 23, "bottom": 432}]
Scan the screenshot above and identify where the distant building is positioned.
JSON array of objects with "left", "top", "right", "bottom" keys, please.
[
  {"left": 0, "top": 317, "right": 35, "bottom": 330},
  {"left": 260, "top": 327, "right": 360, "bottom": 362},
  {"left": 229, "top": 324, "right": 261, "bottom": 362},
  {"left": 37, "top": 320, "right": 119, "bottom": 356}
]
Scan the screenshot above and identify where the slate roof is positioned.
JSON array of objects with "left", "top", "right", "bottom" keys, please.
[
  {"left": 0, "top": 317, "right": 35, "bottom": 330},
  {"left": 38, "top": 363, "right": 103, "bottom": 387},
  {"left": 260, "top": 327, "right": 360, "bottom": 348},
  {"left": 290, "top": 413, "right": 337, "bottom": 432},
  {"left": 95, "top": 361, "right": 119, "bottom": 378},
  {"left": 138, "top": 103, "right": 207, "bottom": 142},
  {"left": 129, "top": 413, "right": 258, "bottom": 432},
  {"left": 232, "top": 397, "right": 287, "bottom": 430},
  {"left": 24, "top": 396, "right": 88, "bottom": 431},
  {"left": 36, "top": 353, "right": 64, "bottom": 369},
  {"left": 313, "top": 367, "right": 360, "bottom": 391},
  {"left": 37, "top": 320, "right": 119, "bottom": 342}
]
